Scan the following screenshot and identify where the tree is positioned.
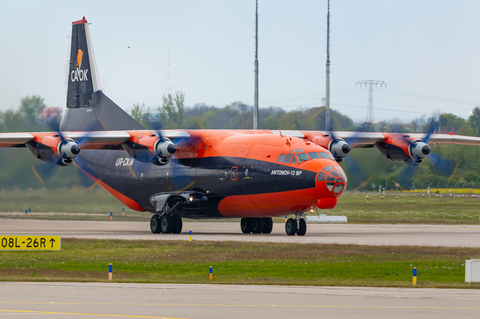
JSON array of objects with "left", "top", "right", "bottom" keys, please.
[
  {"left": 160, "top": 91, "right": 185, "bottom": 128},
  {"left": 467, "top": 106, "right": 480, "bottom": 136},
  {"left": 130, "top": 103, "right": 151, "bottom": 128}
]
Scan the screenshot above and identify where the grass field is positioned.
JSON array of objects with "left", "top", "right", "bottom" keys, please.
[
  {"left": 0, "top": 239, "right": 478, "bottom": 288},
  {"left": 0, "top": 188, "right": 479, "bottom": 224}
]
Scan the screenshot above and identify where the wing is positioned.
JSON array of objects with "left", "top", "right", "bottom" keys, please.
[
  {"left": 0, "top": 130, "right": 192, "bottom": 165},
  {"left": 273, "top": 130, "right": 480, "bottom": 164}
]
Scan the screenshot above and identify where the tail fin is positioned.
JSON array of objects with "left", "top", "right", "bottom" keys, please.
[{"left": 61, "top": 17, "right": 144, "bottom": 132}]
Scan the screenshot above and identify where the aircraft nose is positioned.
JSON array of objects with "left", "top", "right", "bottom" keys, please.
[{"left": 315, "top": 163, "right": 347, "bottom": 196}]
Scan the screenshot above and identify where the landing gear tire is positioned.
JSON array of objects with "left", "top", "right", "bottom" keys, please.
[
  {"left": 150, "top": 214, "right": 161, "bottom": 234},
  {"left": 262, "top": 217, "right": 273, "bottom": 234},
  {"left": 251, "top": 218, "right": 264, "bottom": 234},
  {"left": 160, "top": 214, "right": 173, "bottom": 234},
  {"left": 296, "top": 218, "right": 306, "bottom": 236},
  {"left": 285, "top": 218, "right": 297, "bottom": 236},
  {"left": 172, "top": 215, "right": 183, "bottom": 234},
  {"left": 241, "top": 218, "right": 253, "bottom": 233}
]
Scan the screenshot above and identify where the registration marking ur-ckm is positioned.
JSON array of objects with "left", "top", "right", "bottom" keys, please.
[{"left": 0, "top": 236, "right": 61, "bottom": 251}]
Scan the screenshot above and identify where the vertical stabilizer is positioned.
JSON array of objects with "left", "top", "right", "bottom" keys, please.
[
  {"left": 62, "top": 17, "right": 144, "bottom": 132},
  {"left": 67, "top": 17, "right": 101, "bottom": 108}
]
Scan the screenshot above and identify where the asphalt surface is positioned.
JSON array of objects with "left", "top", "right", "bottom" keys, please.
[
  {"left": 1, "top": 218, "right": 480, "bottom": 247},
  {"left": 1, "top": 282, "right": 479, "bottom": 319}
]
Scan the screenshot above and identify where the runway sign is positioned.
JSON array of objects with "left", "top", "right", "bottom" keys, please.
[{"left": 0, "top": 236, "right": 61, "bottom": 251}]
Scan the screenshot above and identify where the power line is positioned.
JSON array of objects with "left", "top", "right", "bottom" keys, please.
[{"left": 90, "top": 24, "right": 226, "bottom": 105}]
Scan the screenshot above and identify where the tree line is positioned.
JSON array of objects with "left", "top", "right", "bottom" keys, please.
[{"left": 1, "top": 93, "right": 480, "bottom": 190}]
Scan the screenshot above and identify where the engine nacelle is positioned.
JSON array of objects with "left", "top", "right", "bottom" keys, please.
[
  {"left": 374, "top": 138, "right": 431, "bottom": 166},
  {"left": 122, "top": 137, "right": 176, "bottom": 166},
  {"left": 26, "top": 138, "right": 80, "bottom": 167},
  {"left": 328, "top": 139, "right": 351, "bottom": 162}
]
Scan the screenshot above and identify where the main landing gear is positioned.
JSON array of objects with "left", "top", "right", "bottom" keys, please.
[
  {"left": 285, "top": 213, "right": 306, "bottom": 236},
  {"left": 150, "top": 214, "right": 183, "bottom": 234},
  {"left": 240, "top": 217, "right": 273, "bottom": 234}
]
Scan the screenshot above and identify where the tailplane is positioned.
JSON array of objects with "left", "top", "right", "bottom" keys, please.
[{"left": 61, "top": 17, "right": 144, "bottom": 132}]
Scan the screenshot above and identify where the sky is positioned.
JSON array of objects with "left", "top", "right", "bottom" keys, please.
[{"left": 1, "top": 0, "right": 480, "bottom": 123}]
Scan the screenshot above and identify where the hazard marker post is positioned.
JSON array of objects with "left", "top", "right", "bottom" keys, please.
[
  {"left": 413, "top": 267, "right": 417, "bottom": 286},
  {"left": 109, "top": 263, "right": 113, "bottom": 281}
]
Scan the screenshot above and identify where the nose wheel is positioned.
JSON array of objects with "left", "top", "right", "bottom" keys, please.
[{"left": 285, "top": 214, "right": 306, "bottom": 236}]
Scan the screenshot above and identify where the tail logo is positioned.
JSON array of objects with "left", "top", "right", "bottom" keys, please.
[{"left": 71, "top": 49, "right": 89, "bottom": 82}]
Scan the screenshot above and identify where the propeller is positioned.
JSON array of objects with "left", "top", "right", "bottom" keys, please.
[
  {"left": 30, "top": 120, "right": 97, "bottom": 187},
  {"left": 397, "top": 123, "right": 457, "bottom": 187}
]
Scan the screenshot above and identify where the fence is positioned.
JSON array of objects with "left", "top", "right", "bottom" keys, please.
[{"left": 324, "top": 210, "right": 480, "bottom": 221}]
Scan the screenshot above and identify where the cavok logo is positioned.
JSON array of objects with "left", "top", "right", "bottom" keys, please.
[{"left": 70, "top": 49, "right": 89, "bottom": 82}]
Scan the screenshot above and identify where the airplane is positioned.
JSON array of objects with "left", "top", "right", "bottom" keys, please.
[{"left": 1, "top": 17, "right": 480, "bottom": 236}]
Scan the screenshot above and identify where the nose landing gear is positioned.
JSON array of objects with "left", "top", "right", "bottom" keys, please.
[{"left": 285, "top": 213, "right": 306, "bottom": 236}]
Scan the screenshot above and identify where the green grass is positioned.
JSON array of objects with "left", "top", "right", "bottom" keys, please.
[
  {"left": 322, "top": 192, "right": 480, "bottom": 224},
  {"left": 0, "top": 188, "right": 479, "bottom": 224},
  {"left": 0, "top": 239, "right": 479, "bottom": 288}
]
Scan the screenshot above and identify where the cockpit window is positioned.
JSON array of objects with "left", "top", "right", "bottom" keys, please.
[
  {"left": 289, "top": 149, "right": 298, "bottom": 153},
  {"left": 291, "top": 155, "right": 298, "bottom": 164},
  {"left": 297, "top": 149, "right": 305, "bottom": 152},
  {"left": 277, "top": 154, "right": 286, "bottom": 163},
  {"left": 308, "top": 152, "right": 320, "bottom": 159},
  {"left": 319, "top": 152, "right": 329, "bottom": 159},
  {"left": 297, "top": 152, "right": 309, "bottom": 162},
  {"left": 317, "top": 172, "right": 326, "bottom": 181},
  {"left": 283, "top": 154, "right": 293, "bottom": 163},
  {"left": 333, "top": 184, "right": 344, "bottom": 193},
  {"left": 323, "top": 166, "right": 334, "bottom": 172},
  {"left": 327, "top": 153, "right": 335, "bottom": 160}
]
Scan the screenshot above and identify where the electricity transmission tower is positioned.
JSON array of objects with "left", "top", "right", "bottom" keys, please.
[{"left": 356, "top": 80, "right": 386, "bottom": 123}]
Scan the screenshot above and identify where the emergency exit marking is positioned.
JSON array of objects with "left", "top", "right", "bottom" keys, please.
[{"left": 0, "top": 236, "right": 61, "bottom": 251}]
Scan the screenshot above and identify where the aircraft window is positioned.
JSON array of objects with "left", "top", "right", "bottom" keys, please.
[
  {"left": 327, "top": 175, "right": 336, "bottom": 182},
  {"left": 338, "top": 171, "right": 345, "bottom": 177},
  {"left": 297, "top": 152, "right": 309, "bottom": 162},
  {"left": 291, "top": 156, "right": 297, "bottom": 164},
  {"left": 297, "top": 149, "right": 305, "bottom": 152},
  {"left": 323, "top": 166, "right": 334, "bottom": 172},
  {"left": 330, "top": 171, "right": 339, "bottom": 177},
  {"left": 289, "top": 149, "right": 298, "bottom": 153},
  {"left": 283, "top": 154, "right": 293, "bottom": 163},
  {"left": 326, "top": 182, "right": 335, "bottom": 191},
  {"left": 333, "top": 184, "right": 344, "bottom": 193},
  {"left": 327, "top": 153, "right": 335, "bottom": 160},
  {"left": 317, "top": 172, "right": 326, "bottom": 181},
  {"left": 308, "top": 152, "right": 320, "bottom": 159},
  {"left": 277, "top": 154, "right": 286, "bottom": 163},
  {"left": 337, "top": 177, "right": 345, "bottom": 184},
  {"left": 319, "top": 152, "right": 329, "bottom": 159}
]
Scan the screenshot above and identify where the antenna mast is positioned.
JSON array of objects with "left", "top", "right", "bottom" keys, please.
[
  {"left": 325, "top": 0, "right": 331, "bottom": 131},
  {"left": 253, "top": 0, "right": 259, "bottom": 130}
]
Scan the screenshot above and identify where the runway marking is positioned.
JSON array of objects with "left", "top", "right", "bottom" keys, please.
[
  {"left": 0, "top": 309, "right": 188, "bottom": 318},
  {"left": 1, "top": 302, "right": 480, "bottom": 310}
]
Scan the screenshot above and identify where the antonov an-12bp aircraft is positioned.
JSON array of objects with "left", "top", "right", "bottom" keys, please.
[{"left": 1, "top": 17, "right": 479, "bottom": 236}]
